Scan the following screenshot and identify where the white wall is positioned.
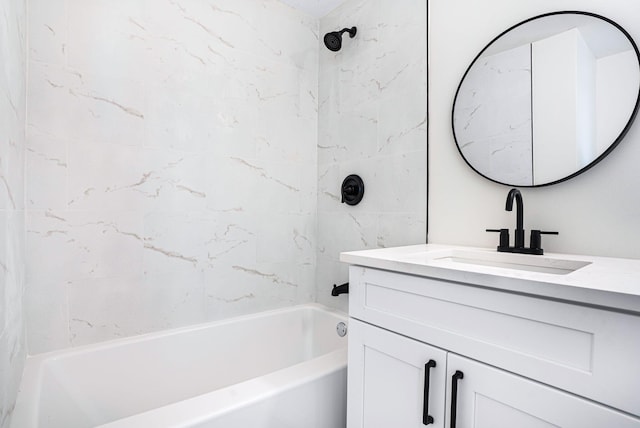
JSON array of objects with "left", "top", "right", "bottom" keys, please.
[
  {"left": 0, "top": 0, "right": 27, "bottom": 425},
  {"left": 26, "top": 0, "right": 319, "bottom": 353},
  {"left": 430, "top": 0, "right": 640, "bottom": 258},
  {"left": 316, "top": 0, "right": 428, "bottom": 312}
]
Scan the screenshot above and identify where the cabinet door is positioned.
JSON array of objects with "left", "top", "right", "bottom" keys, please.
[
  {"left": 446, "top": 353, "right": 640, "bottom": 428},
  {"left": 347, "top": 319, "right": 447, "bottom": 428}
]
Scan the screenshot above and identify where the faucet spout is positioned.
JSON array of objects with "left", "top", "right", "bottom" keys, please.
[
  {"left": 488, "top": 188, "right": 556, "bottom": 255},
  {"left": 331, "top": 282, "right": 349, "bottom": 296},
  {"left": 505, "top": 188, "right": 525, "bottom": 248}
]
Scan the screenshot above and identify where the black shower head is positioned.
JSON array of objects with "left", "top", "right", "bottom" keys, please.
[{"left": 323, "top": 27, "right": 357, "bottom": 52}]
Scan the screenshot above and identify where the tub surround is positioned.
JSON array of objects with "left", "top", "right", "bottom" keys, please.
[
  {"left": 26, "top": 0, "right": 319, "bottom": 353},
  {"left": 0, "top": 0, "right": 27, "bottom": 426},
  {"left": 24, "top": 0, "right": 429, "bottom": 357},
  {"left": 316, "top": 0, "right": 428, "bottom": 314}
]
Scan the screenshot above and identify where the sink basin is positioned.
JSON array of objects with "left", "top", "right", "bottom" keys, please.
[{"left": 404, "top": 249, "right": 591, "bottom": 275}]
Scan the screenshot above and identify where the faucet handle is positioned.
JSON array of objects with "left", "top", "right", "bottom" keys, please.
[
  {"left": 486, "top": 228, "right": 510, "bottom": 250},
  {"left": 530, "top": 230, "right": 558, "bottom": 254}
]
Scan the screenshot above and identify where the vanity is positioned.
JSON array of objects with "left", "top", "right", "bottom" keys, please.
[{"left": 341, "top": 244, "right": 640, "bottom": 427}]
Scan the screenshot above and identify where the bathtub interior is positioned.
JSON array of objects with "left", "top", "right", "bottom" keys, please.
[
  {"left": 19, "top": 305, "right": 347, "bottom": 428},
  {"left": 99, "top": 348, "right": 348, "bottom": 428}
]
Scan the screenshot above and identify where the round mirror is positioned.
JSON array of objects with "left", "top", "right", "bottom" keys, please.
[{"left": 452, "top": 11, "right": 640, "bottom": 187}]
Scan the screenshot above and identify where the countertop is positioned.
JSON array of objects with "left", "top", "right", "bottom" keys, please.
[{"left": 340, "top": 244, "right": 640, "bottom": 313}]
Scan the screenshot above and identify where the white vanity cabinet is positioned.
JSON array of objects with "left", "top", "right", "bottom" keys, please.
[
  {"left": 447, "top": 353, "right": 640, "bottom": 428},
  {"left": 344, "top": 261, "right": 640, "bottom": 428},
  {"left": 348, "top": 318, "right": 447, "bottom": 428}
]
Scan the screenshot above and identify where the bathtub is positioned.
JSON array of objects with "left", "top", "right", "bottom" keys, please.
[{"left": 12, "top": 304, "right": 348, "bottom": 428}]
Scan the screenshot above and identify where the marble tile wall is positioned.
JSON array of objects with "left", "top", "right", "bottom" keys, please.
[
  {"left": 316, "top": 0, "right": 428, "bottom": 312},
  {"left": 26, "top": 0, "right": 319, "bottom": 353},
  {"left": 0, "top": 0, "right": 27, "bottom": 425}
]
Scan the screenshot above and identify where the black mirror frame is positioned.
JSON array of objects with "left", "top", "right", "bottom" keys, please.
[{"left": 451, "top": 10, "right": 640, "bottom": 187}]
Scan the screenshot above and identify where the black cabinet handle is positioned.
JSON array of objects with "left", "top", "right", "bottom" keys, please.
[
  {"left": 423, "top": 359, "right": 437, "bottom": 425},
  {"left": 450, "top": 370, "right": 464, "bottom": 428}
]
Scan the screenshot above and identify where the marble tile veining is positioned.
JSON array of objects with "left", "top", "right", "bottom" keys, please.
[
  {"left": 25, "top": 0, "right": 319, "bottom": 353},
  {"left": 316, "top": 0, "right": 427, "bottom": 314},
  {"left": 0, "top": 0, "right": 27, "bottom": 425},
  {"left": 23, "top": 0, "right": 427, "bottom": 360}
]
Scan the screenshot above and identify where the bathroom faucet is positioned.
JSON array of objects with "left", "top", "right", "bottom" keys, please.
[
  {"left": 331, "top": 282, "right": 349, "bottom": 296},
  {"left": 505, "top": 188, "right": 525, "bottom": 248},
  {"left": 486, "top": 188, "right": 558, "bottom": 255}
]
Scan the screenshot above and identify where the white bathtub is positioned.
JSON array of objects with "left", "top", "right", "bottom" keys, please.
[{"left": 12, "top": 304, "right": 348, "bottom": 428}]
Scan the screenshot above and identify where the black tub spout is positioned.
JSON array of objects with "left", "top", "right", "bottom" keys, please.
[{"left": 331, "top": 282, "right": 349, "bottom": 296}]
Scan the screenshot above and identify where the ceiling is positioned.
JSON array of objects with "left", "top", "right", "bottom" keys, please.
[{"left": 278, "top": 0, "right": 348, "bottom": 18}]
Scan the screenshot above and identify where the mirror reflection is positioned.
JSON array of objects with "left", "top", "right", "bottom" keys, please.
[{"left": 452, "top": 12, "right": 640, "bottom": 187}]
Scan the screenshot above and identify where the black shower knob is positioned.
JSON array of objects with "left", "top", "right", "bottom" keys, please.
[{"left": 341, "top": 174, "right": 364, "bottom": 205}]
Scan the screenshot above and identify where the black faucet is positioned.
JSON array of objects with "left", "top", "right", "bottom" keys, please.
[
  {"left": 505, "top": 188, "right": 525, "bottom": 248},
  {"left": 487, "top": 188, "right": 558, "bottom": 255},
  {"left": 331, "top": 282, "right": 349, "bottom": 296}
]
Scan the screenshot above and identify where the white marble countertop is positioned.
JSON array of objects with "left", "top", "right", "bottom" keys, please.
[{"left": 340, "top": 244, "right": 640, "bottom": 313}]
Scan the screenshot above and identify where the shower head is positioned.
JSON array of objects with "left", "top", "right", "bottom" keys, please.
[{"left": 323, "top": 27, "right": 357, "bottom": 52}]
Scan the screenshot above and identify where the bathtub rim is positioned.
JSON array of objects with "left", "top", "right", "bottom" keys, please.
[
  {"left": 28, "top": 302, "right": 347, "bottom": 360},
  {"left": 12, "top": 303, "right": 347, "bottom": 428}
]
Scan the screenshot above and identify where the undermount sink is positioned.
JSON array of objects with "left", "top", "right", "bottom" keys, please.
[{"left": 404, "top": 249, "right": 591, "bottom": 275}]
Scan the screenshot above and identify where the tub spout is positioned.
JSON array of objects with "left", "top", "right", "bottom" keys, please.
[{"left": 331, "top": 282, "right": 349, "bottom": 296}]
